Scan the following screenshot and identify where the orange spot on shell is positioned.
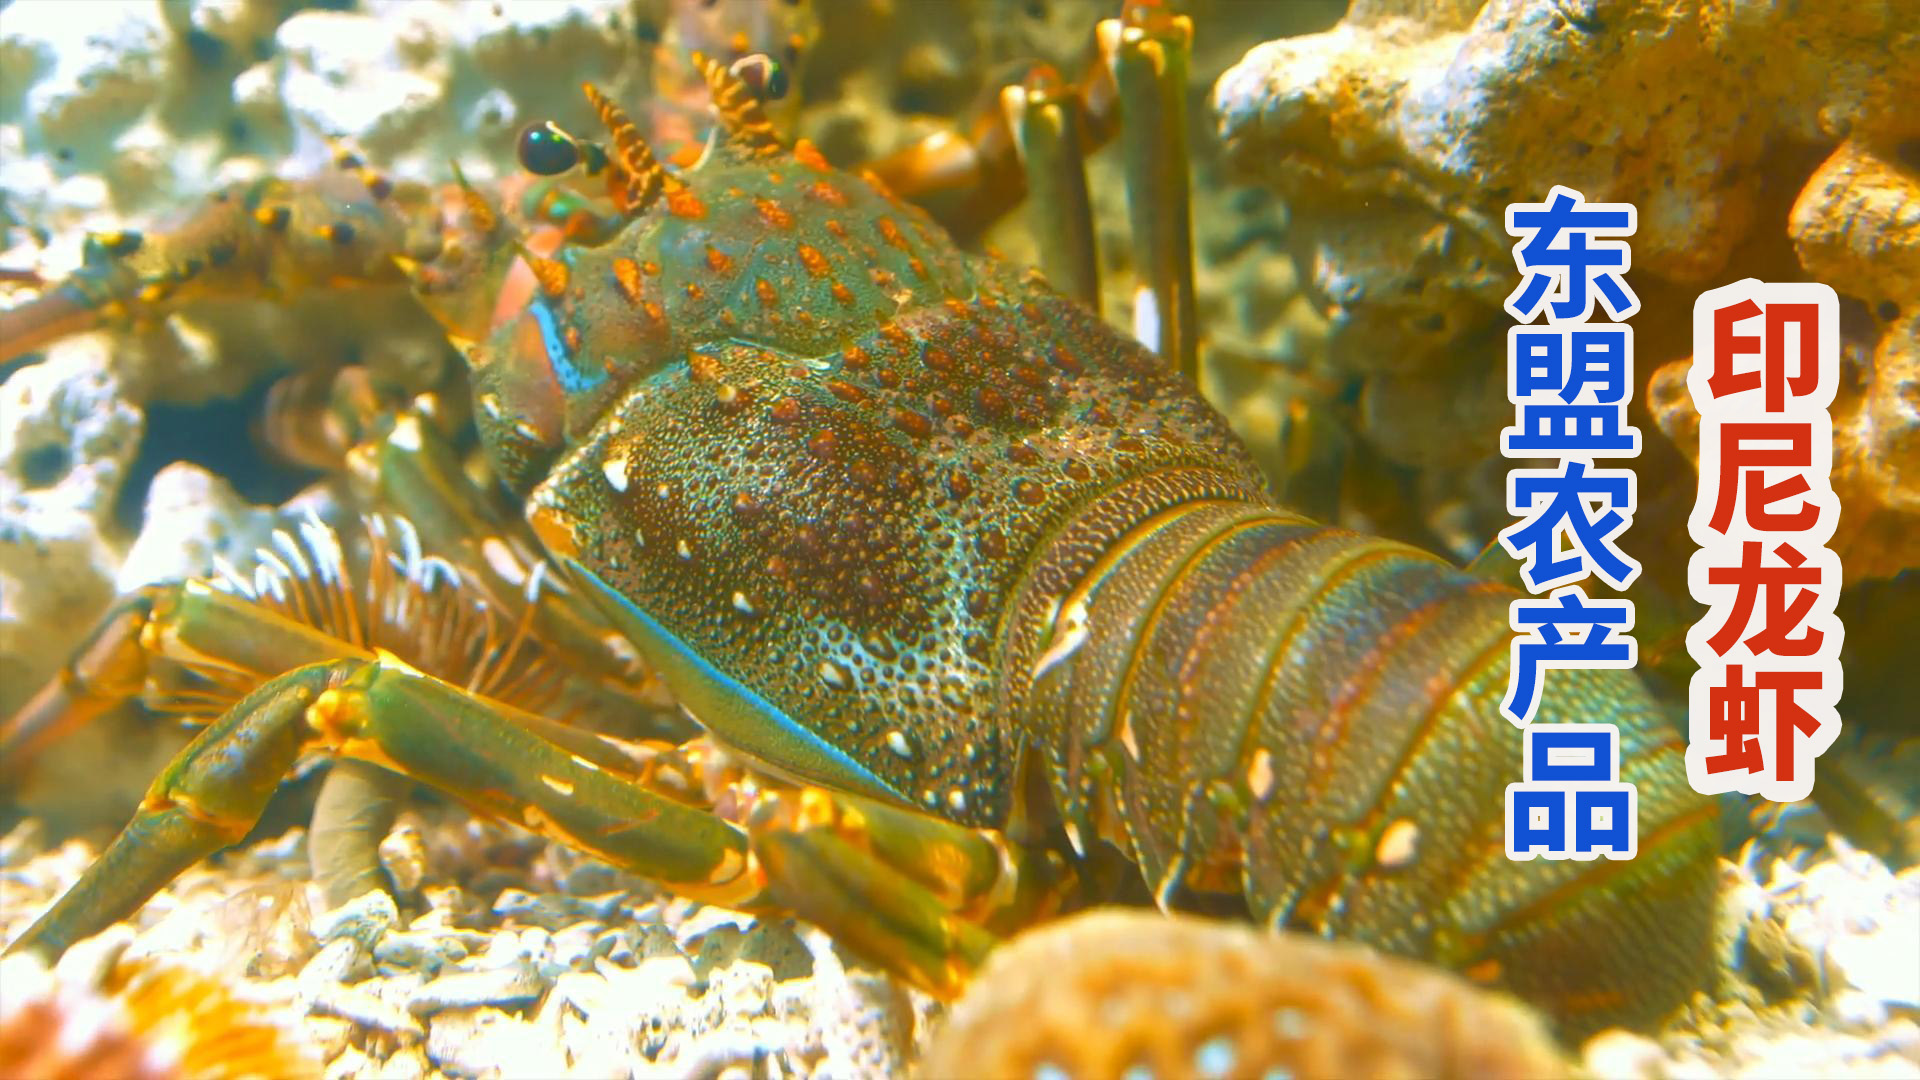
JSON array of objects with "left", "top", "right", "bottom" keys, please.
[
  {"left": 794, "top": 139, "right": 829, "bottom": 170},
  {"left": 825, "top": 219, "right": 849, "bottom": 238},
  {"left": 830, "top": 282, "right": 855, "bottom": 306},
  {"left": 668, "top": 189, "right": 708, "bottom": 218},
  {"left": 891, "top": 408, "right": 932, "bottom": 439},
  {"left": 525, "top": 254, "right": 569, "bottom": 297},
  {"left": 809, "top": 182, "right": 848, "bottom": 207},
  {"left": 876, "top": 218, "right": 910, "bottom": 251},
  {"left": 754, "top": 197, "right": 794, "bottom": 229},
  {"left": 860, "top": 168, "right": 895, "bottom": 200},
  {"left": 612, "top": 257, "right": 646, "bottom": 305},
  {"left": 685, "top": 282, "right": 707, "bottom": 301},
  {"left": 706, "top": 245, "right": 734, "bottom": 274},
  {"left": 797, "top": 244, "right": 830, "bottom": 277},
  {"left": 756, "top": 279, "right": 779, "bottom": 306}
]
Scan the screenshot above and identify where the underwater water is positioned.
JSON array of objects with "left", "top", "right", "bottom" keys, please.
[{"left": 0, "top": 1, "right": 1914, "bottom": 1077}]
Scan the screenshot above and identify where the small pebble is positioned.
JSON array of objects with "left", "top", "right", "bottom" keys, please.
[
  {"left": 374, "top": 929, "right": 465, "bottom": 975},
  {"left": 323, "top": 1044, "right": 375, "bottom": 1080},
  {"left": 408, "top": 955, "right": 550, "bottom": 1015},
  {"left": 308, "top": 982, "right": 425, "bottom": 1039},
  {"left": 709, "top": 961, "right": 775, "bottom": 1021},
  {"left": 492, "top": 886, "right": 616, "bottom": 929},
  {"left": 311, "top": 888, "right": 397, "bottom": 951},
  {"left": 380, "top": 1044, "right": 431, "bottom": 1080},
  {"left": 428, "top": 1006, "right": 566, "bottom": 1079},
  {"left": 302, "top": 1015, "right": 355, "bottom": 1061},
  {"left": 1583, "top": 1028, "right": 1666, "bottom": 1079},
  {"left": 550, "top": 921, "right": 607, "bottom": 971},
  {"left": 298, "top": 937, "right": 371, "bottom": 988},
  {"left": 1830, "top": 989, "right": 1890, "bottom": 1031},
  {"left": 378, "top": 824, "right": 429, "bottom": 898}
]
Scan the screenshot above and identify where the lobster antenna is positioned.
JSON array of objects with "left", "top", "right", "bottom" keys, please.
[
  {"left": 447, "top": 161, "right": 500, "bottom": 236},
  {"left": 510, "top": 237, "right": 570, "bottom": 299},
  {"left": 694, "top": 52, "right": 783, "bottom": 157},
  {"left": 580, "top": 83, "right": 678, "bottom": 217}
]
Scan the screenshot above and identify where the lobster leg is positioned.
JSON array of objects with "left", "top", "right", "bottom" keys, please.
[
  {"left": 1002, "top": 67, "right": 1101, "bottom": 310},
  {"left": 865, "top": 2, "right": 1197, "bottom": 375},
  {"left": 6, "top": 661, "right": 361, "bottom": 960},
  {"left": 0, "top": 166, "right": 430, "bottom": 368},
  {"left": 5, "top": 655, "right": 757, "bottom": 961},
  {"left": 345, "top": 405, "right": 652, "bottom": 695},
  {"left": 0, "top": 577, "right": 381, "bottom": 785},
  {"left": 7, "top": 646, "right": 1077, "bottom": 1005},
  {"left": 752, "top": 786, "right": 1077, "bottom": 998},
  {"left": 1106, "top": 2, "right": 1198, "bottom": 380},
  {"left": 0, "top": 589, "right": 164, "bottom": 779}
]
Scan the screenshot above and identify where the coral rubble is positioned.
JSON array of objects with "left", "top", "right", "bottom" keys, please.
[
  {"left": 1214, "top": 0, "right": 1920, "bottom": 581},
  {"left": 921, "top": 908, "right": 1572, "bottom": 1079}
]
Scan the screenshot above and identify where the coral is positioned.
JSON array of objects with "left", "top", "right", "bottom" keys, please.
[
  {"left": 0, "top": 926, "right": 318, "bottom": 1080},
  {"left": 1213, "top": 0, "right": 1920, "bottom": 582},
  {"left": 1649, "top": 134, "right": 1920, "bottom": 584},
  {"left": 0, "top": 338, "right": 139, "bottom": 717},
  {"left": 919, "top": 908, "right": 1571, "bottom": 1080},
  {"left": 112, "top": 461, "right": 294, "bottom": 593}
]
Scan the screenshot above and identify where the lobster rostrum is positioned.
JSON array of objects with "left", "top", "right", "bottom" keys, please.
[{"left": 1, "top": 17, "right": 1716, "bottom": 1041}]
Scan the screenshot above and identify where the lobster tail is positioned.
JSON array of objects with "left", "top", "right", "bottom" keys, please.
[{"left": 1000, "top": 466, "right": 1718, "bottom": 1036}]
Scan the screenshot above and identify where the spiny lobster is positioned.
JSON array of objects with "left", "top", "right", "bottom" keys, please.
[{"left": 0, "top": 8, "right": 1716, "bottom": 1042}]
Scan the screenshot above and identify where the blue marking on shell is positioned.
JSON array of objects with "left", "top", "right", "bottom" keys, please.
[{"left": 530, "top": 299, "right": 605, "bottom": 398}]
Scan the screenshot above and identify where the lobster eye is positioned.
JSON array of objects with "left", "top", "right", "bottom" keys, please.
[
  {"left": 517, "top": 122, "right": 579, "bottom": 176},
  {"left": 730, "top": 54, "right": 790, "bottom": 102}
]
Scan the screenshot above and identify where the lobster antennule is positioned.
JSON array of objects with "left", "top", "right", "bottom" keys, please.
[
  {"left": 694, "top": 51, "right": 784, "bottom": 157},
  {"left": 580, "top": 83, "right": 679, "bottom": 218}
]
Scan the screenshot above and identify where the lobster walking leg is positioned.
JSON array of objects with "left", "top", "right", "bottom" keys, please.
[
  {"left": 0, "top": 168, "right": 429, "bottom": 368},
  {"left": 4, "top": 656, "right": 756, "bottom": 960},
  {"left": 307, "top": 759, "right": 411, "bottom": 909},
  {"left": 753, "top": 786, "right": 1077, "bottom": 998},
  {"left": 8, "top": 651, "right": 1077, "bottom": 995},
  {"left": 7, "top": 662, "right": 359, "bottom": 960},
  {"left": 0, "top": 590, "right": 163, "bottom": 780},
  {"left": 1003, "top": 67, "right": 1101, "bottom": 310}
]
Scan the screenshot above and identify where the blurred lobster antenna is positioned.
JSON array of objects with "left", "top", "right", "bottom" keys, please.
[
  {"left": 582, "top": 82, "right": 682, "bottom": 218},
  {"left": 694, "top": 51, "right": 785, "bottom": 157}
]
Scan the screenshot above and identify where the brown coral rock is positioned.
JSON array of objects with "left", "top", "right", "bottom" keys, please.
[
  {"left": 1649, "top": 136, "right": 1920, "bottom": 583},
  {"left": 1215, "top": 0, "right": 1920, "bottom": 582},
  {"left": 918, "top": 909, "right": 1570, "bottom": 1080}
]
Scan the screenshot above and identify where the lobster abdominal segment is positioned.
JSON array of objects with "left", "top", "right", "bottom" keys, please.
[{"left": 1003, "top": 470, "right": 1719, "bottom": 1031}]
